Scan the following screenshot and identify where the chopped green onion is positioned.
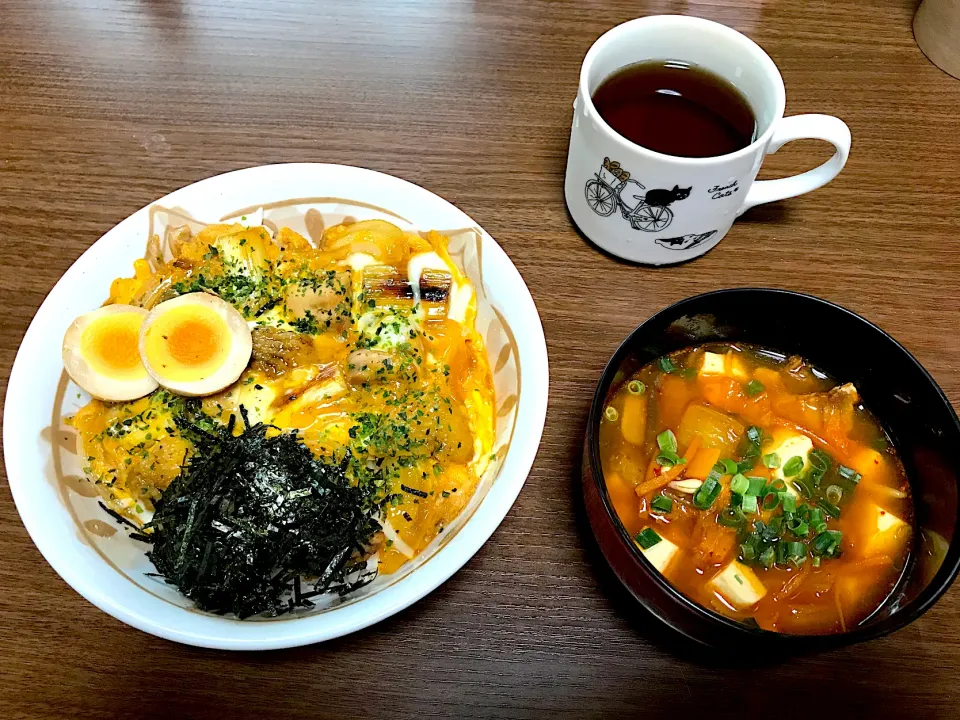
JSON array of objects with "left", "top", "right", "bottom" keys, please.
[
  {"left": 744, "top": 379, "right": 765, "bottom": 397},
  {"left": 826, "top": 484, "right": 843, "bottom": 505},
  {"left": 767, "top": 479, "right": 787, "bottom": 494},
  {"left": 783, "top": 455, "right": 805, "bottom": 477},
  {"left": 809, "top": 449, "right": 832, "bottom": 471},
  {"left": 781, "top": 493, "right": 797, "bottom": 513},
  {"left": 657, "top": 429, "right": 678, "bottom": 454},
  {"left": 838, "top": 465, "right": 861, "bottom": 484},
  {"left": 812, "top": 556, "right": 821, "bottom": 568},
  {"left": 746, "top": 426, "right": 762, "bottom": 445},
  {"left": 818, "top": 498, "right": 842, "bottom": 519},
  {"left": 776, "top": 541, "right": 788, "bottom": 565},
  {"left": 693, "top": 476, "right": 722, "bottom": 510},
  {"left": 786, "top": 541, "right": 806, "bottom": 560},
  {"left": 791, "top": 478, "right": 812, "bottom": 498},
  {"left": 721, "top": 458, "right": 739, "bottom": 475},
  {"left": 737, "top": 458, "right": 757, "bottom": 473},
  {"left": 656, "top": 450, "right": 684, "bottom": 467},
  {"left": 763, "top": 515, "right": 783, "bottom": 541},
  {"left": 746, "top": 476, "right": 766, "bottom": 496},
  {"left": 762, "top": 492, "right": 781, "bottom": 511},
  {"left": 651, "top": 494, "right": 673, "bottom": 513},
  {"left": 635, "top": 528, "right": 662, "bottom": 550},
  {"left": 760, "top": 546, "right": 776, "bottom": 568},
  {"left": 788, "top": 519, "right": 809, "bottom": 537},
  {"left": 809, "top": 507, "right": 824, "bottom": 526},
  {"left": 659, "top": 357, "right": 677, "bottom": 373},
  {"left": 740, "top": 542, "right": 757, "bottom": 561},
  {"left": 812, "top": 529, "right": 842, "bottom": 556},
  {"left": 730, "top": 474, "right": 750, "bottom": 495},
  {"left": 627, "top": 380, "right": 646, "bottom": 395},
  {"left": 741, "top": 494, "right": 759, "bottom": 514},
  {"left": 762, "top": 452, "right": 781, "bottom": 469},
  {"left": 718, "top": 506, "right": 746, "bottom": 528},
  {"left": 604, "top": 406, "right": 619, "bottom": 422},
  {"left": 807, "top": 468, "right": 825, "bottom": 488}
]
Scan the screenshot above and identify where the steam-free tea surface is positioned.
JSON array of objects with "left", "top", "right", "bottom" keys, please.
[{"left": 592, "top": 60, "right": 757, "bottom": 158}]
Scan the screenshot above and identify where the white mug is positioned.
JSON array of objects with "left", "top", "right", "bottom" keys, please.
[{"left": 564, "top": 15, "right": 851, "bottom": 265}]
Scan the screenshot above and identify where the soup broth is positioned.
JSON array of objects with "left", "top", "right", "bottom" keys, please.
[{"left": 599, "top": 343, "right": 913, "bottom": 635}]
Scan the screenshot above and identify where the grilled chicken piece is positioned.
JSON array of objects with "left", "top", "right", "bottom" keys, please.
[
  {"left": 344, "top": 349, "right": 400, "bottom": 385},
  {"left": 285, "top": 270, "right": 351, "bottom": 330},
  {"left": 251, "top": 327, "right": 320, "bottom": 376}
]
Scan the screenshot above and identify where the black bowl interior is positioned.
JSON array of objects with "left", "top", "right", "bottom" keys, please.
[{"left": 589, "top": 288, "right": 960, "bottom": 645}]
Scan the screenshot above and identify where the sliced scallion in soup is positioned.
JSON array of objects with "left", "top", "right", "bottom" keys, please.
[{"left": 599, "top": 343, "right": 913, "bottom": 635}]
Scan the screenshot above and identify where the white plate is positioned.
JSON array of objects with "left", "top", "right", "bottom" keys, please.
[{"left": 3, "top": 163, "right": 549, "bottom": 649}]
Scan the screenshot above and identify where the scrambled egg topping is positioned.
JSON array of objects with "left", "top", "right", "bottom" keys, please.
[{"left": 71, "top": 219, "right": 496, "bottom": 573}]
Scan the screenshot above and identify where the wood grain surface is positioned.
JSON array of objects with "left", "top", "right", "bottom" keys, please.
[{"left": 2, "top": 0, "right": 960, "bottom": 718}]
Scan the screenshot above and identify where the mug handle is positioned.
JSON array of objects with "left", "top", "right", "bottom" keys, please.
[{"left": 739, "top": 114, "right": 851, "bottom": 215}]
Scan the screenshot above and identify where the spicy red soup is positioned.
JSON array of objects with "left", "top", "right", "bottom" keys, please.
[{"left": 599, "top": 343, "right": 913, "bottom": 635}]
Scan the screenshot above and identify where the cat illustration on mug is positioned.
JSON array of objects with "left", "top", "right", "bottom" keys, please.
[{"left": 643, "top": 185, "right": 692, "bottom": 207}]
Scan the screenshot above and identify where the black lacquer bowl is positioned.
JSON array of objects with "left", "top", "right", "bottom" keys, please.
[{"left": 582, "top": 289, "right": 960, "bottom": 651}]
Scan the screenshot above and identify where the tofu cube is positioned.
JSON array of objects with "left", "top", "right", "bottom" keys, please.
[
  {"left": 709, "top": 561, "right": 767, "bottom": 609},
  {"left": 848, "top": 446, "right": 889, "bottom": 485},
  {"left": 860, "top": 504, "right": 911, "bottom": 558},
  {"left": 767, "top": 431, "right": 814, "bottom": 497},
  {"left": 699, "top": 351, "right": 750, "bottom": 381},
  {"left": 728, "top": 354, "right": 751, "bottom": 381},
  {"left": 700, "top": 352, "right": 727, "bottom": 376},
  {"left": 641, "top": 536, "right": 681, "bottom": 575}
]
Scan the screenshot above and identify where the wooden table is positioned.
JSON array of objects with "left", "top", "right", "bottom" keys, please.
[{"left": 2, "top": 0, "right": 959, "bottom": 717}]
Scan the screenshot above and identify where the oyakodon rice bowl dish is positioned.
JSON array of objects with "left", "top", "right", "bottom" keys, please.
[{"left": 61, "top": 217, "right": 498, "bottom": 618}]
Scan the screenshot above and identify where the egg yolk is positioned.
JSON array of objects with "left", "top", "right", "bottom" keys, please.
[
  {"left": 80, "top": 313, "right": 148, "bottom": 379},
  {"left": 143, "top": 305, "right": 231, "bottom": 382}
]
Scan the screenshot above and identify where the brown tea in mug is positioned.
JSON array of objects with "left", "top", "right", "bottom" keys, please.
[{"left": 592, "top": 60, "right": 757, "bottom": 158}]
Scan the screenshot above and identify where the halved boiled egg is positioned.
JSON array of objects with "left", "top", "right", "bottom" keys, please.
[
  {"left": 62, "top": 304, "right": 159, "bottom": 402},
  {"left": 139, "top": 292, "right": 252, "bottom": 396}
]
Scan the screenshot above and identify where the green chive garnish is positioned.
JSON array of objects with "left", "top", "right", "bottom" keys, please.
[
  {"left": 782, "top": 455, "right": 805, "bottom": 477},
  {"left": 838, "top": 465, "right": 861, "bottom": 484},
  {"left": 746, "top": 476, "right": 766, "bottom": 496},
  {"left": 636, "top": 528, "right": 662, "bottom": 550},
  {"left": 781, "top": 493, "right": 797, "bottom": 513},
  {"left": 659, "top": 357, "right": 677, "bottom": 373},
  {"left": 818, "top": 498, "right": 842, "bottom": 519},
  {"left": 651, "top": 494, "right": 673, "bottom": 513},
  {"left": 762, "top": 452, "right": 781, "bottom": 469},
  {"left": 759, "top": 546, "right": 776, "bottom": 568},
  {"left": 718, "top": 506, "right": 746, "bottom": 528},
  {"left": 744, "top": 379, "right": 765, "bottom": 397},
  {"left": 720, "top": 458, "right": 739, "bottom": 475},
  {"left": 809, "top": 449, "right": 832, "bottom": 471},
  {"left": 762, "top": 492, "right": 781, "bottom": 511},
  {"left": 741, "top": 494, "right": 758, "bottom": 514},
  {"left": 604, "top": 406, "right": 619, "bottom": 422},
  {"left": 826, "top": 484, "right": 843, "bottom": 505},
  {"left": 656, "top": 449, "right": 684, "bottom": 467},
  {"left": 627, "top": 380, "right": 646, "bottom": 395},
  {"left": 693, "top": 475, "right": 722, "bottom": 510},
  {"left": 730, "top": 473, "right": 749, "bottom": 495},
  {"left": 657, "top": 429, "right": 678, "bottom": 454}
]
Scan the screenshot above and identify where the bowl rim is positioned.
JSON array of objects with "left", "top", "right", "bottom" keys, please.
[
  {"left": 3, "top": 163, "right": 551, "bottom": 649},
  {"left": 586, "top": 287, "right": 960, "bottom": 644}
]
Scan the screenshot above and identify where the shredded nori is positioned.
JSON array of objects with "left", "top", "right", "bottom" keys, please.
[{"left": 142, "top": 413, "right": 384, "bottom": 618}]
